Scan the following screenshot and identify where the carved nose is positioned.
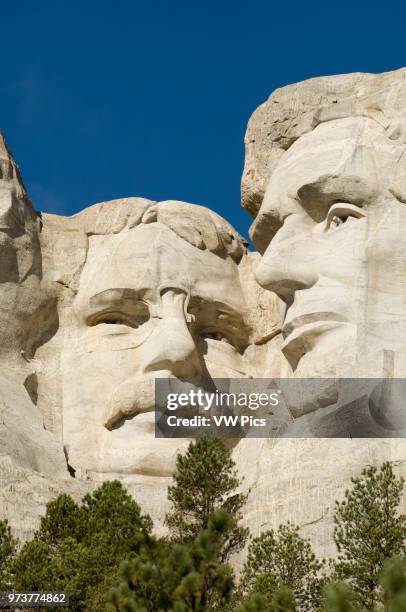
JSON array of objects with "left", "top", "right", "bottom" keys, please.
[
  {"left": 254, "top": 212, "right": 319, "bottom": 302},
  {"left": 255, "top": 253, "right": 318, "bottom": 302},
  {"left": 141, "top": 288, "right": 201, "bottom": 379}
]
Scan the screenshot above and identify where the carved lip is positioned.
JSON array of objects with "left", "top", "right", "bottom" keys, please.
[
  {"left": 282, "top": 312, "right": 347, "bottom": 339},
  {"left": 281, "top": 319, "right": 347, "bottom": 371}
]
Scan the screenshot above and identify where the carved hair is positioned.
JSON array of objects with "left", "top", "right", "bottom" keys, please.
[
  {"left": 76, "top": 197, "right": 247, "bottom": 263},
  {"left": 242, "top": 68, "right": 406, "bottom": 217}
]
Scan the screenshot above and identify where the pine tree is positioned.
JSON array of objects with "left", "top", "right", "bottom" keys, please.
[
  {"left": 0, "top": 519, "right": 17, "bottom": 590},
  {"left": 239, "top": 522, "right": 323, "bottom": 611},
  {"left": 380, "top": 556, "right": 406, "bottom": 611},
  {"left": 321, "top": 582, "right": 360, "bottom": 612},
  {"left": 165, "top": 437, "right": 249, "bottom": 562},
  {"left": 108, "top": 508, "right": 235, "bottom": 611},
  {"left": 12, "top": 539, "right": 56, "bottom": 592},
  {"left": 80, "top": 480, "right": 153, "bottom": 554},
  {"left": 269, "top": 586, "right": 297, "bottom": 612},
  {"left": 12, "top": 481, "right": 152, "bottom": 611},
  {"left": 333, "top": 462, "right": 406, "bottom": 609},
  {"left": 320, "top": 557, "right": 406, "bottom": 612},
  {"left": 235, "top": 592, "right": 270, "bottom": 612},
  {"left": 236, "top": 585, "right": 297, "bottom": 612},
  {"left": 37, "top": 493, "right": 83, "bottom": 550}
]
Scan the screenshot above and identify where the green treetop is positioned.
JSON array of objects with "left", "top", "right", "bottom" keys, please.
[
  {"left": 333, "top": 462, "right": 406, "bottom": 609},
  {"left": 165, "top": 437, "right": 249, "bottom": 562}
]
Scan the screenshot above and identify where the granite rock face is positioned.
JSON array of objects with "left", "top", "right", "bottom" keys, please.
[
  {"left": 238, "top": 67, "right": 406, "bottom": 557},
  {"left": 0, "top": 147, "right": 279, "bottom": 539},
  {"left": 41, "top": 198, "right": 253, "bottom": 479},
  {"left": 242, "top": 68, "right": 406, "bottom": 222},
  {"left": 2, "top": 68, "right": 406, "bottom": 561},
  {"left": 0, "top": 133, "right": 72, "bottom": 542},
  {"left": 0, "top": 138, "right": 67, "bottom": 460},
  {"left": 243, "top": 68, "right": 406, "bottom": 380}
]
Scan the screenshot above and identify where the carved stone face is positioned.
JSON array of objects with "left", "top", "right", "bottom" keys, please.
[
  {"left": 0, "top": 139, "right": 68, "bottom": 480},
  {"left": 0, "top": 154, "right": 43, "bottom": 364},
  {"left": 254, "top": 117, "right": 406, "bottom": 377},
  {"left": 61, "top": 221, "right": 249, "bottom": 476}
]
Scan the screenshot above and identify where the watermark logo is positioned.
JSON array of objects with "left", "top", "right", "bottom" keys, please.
[{"left": 155, "top": 378, "right": 406, "bottom": 439}]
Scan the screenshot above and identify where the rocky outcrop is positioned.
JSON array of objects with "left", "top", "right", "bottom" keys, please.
[{"left": 2, "top": 69, "right": 406, "bottom": 562}]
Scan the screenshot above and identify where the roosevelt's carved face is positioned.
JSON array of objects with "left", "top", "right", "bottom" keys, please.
[
  {"left": 254, "top": 117, "right": 406, "bottom": 377},
  {"left": 61, "top": 221, "right": 249, "bottom": 476}
]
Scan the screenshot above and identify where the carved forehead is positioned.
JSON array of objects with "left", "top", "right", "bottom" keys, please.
[
  {"left": 75, "top": 223, "right": 246, "bottom": 316},
  {"left": 267, "top": 117, "right": 395, "bottom": 192},
  {"left": 250, "top": 117, "right": 403, "bottom": 251},
  {"left": 280, "top": 116, "right": 388, "bottom": 156},
  {"left": 73, "top": 197, "right": 246, "bottom": 263},
  {"left": 242, "top": 68, "right": 406, "bottom": 218}
]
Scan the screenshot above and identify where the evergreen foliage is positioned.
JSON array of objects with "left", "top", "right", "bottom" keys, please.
[
  {"left": 0, "top": 456, "right": 405, "bottom": 611},
  {"left": 236, "top": 584, "right": 297, "bottom": 612},
  {"left": 165, "top": 438, "right": 249, "bottom": 562},
  {"left": 321, "top": 582, "right": 360, "bottom": 612},
  {"left": 333, "top": 462, "right": 406, "bottom": 609},
  {"left": 0, "top": 519, "right": 17, "bottom": 590},
  {"left": 380, "top": 556, "right": 406, "bottom": 611},
  {"left": 12, "top": 481, "right": 152, "bottom": 610},
  {"left": 239, "top": 522, "right": 323, "bottom": 611},
  {"left": 108, "top": 508, "right": 235, "bottom": 611}
]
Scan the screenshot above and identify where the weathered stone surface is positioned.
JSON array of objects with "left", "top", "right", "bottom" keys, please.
[
  {"left": 0, "top": 133, "right": 68, "bottom": 479},
  {"left": 40, "top": 199, "right": 255, "bottom": 479},
  {"left": 0, "top": 156, "right": 278, "bottom": 540},
  {"left": 242, "top": 68, "right": 406, "bottom": 220},
  {"left": 2, "top": 68, "right": 406, "bottom": 564},
  {"left": 234, "top": 438, "right": 406, "bottom": 560},
  {"left": 245, "top": 67, "right": 406, "bottom": 384},
  {"left": 238, "top": 68, "right": 406, "bottom": 559}
]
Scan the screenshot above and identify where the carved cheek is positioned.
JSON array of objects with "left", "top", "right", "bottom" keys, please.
[{"left": 78, "top": 320, "right": 155, "bottom": 356}]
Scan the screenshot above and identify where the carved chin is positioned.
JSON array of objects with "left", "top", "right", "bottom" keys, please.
[
  {"left": 76, "top": 432, "right": 190, "bottom": 477},
  {"left": 282, "top": 322, "right": 356, "bottom": 375},
  {"left": 282, "top": 321, "right": 345, "bottom": 371}
]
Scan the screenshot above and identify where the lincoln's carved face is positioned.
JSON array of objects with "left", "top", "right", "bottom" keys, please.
[
  {"left": 253, "top": 117, "right": 406, "bottom": 377},
  {"left": 61, "top": 214, "right": 250, "bottom": 476}
]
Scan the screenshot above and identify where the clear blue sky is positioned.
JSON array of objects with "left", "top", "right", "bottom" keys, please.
[{"left": 1, "top": 1, "right": 405, "bottom": 241}]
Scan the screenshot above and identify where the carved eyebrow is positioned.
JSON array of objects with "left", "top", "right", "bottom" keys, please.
[
  {"left": 296, "top": 174, "right": 368, "bottom": 223},
  {"left": 188, "top": 297, "right": 251, "bottom": 349},
  {"left": 250, "top": 209, "right": 285, "bottom": 254},
  {"left": 188, "top": 296, "right": 244, "bottom": 322},
  {"left": 82, "top": 289, "right": 148, "bottom": 322},
  {"left": 88, "top": 288, "right": 146, "bottom": 307}
]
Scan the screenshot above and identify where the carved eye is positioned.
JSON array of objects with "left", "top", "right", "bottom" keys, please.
[
  {"left": 199, "top": 330, "right": 232, "bottom": 344},
  {"left": 326, "top": 203, "right": 366, "bottom": 230},
  {"left": 94, "top": 314, "right": 129, "bottom": 325},
  {"left": 90, "top": 310, "right": 150, "bottom": 328}
]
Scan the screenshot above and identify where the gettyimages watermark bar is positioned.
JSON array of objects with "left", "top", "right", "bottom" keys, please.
[{"left": 154, "top": 378, "right": 406, "bottom": 438}]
